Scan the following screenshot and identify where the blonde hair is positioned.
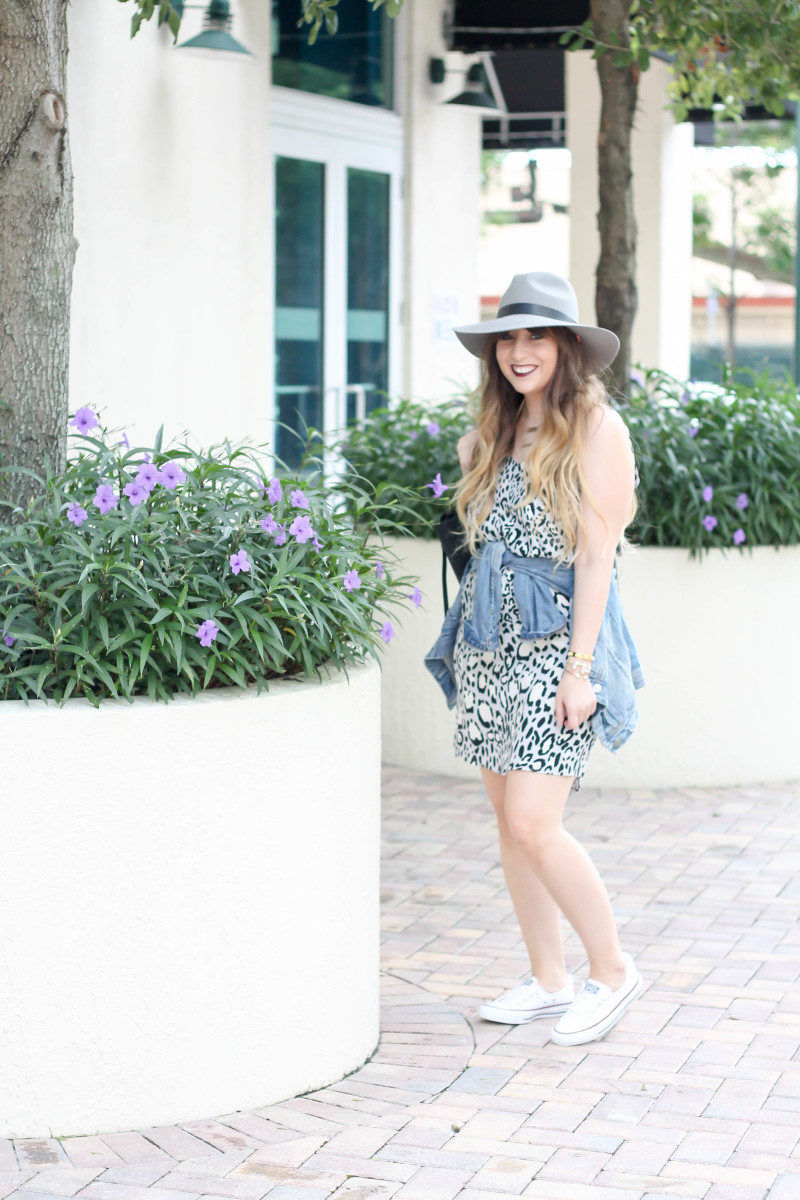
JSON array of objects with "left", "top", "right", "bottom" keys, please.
[{"left": 454, "top": 326, "right": 638, "bottom": 568}]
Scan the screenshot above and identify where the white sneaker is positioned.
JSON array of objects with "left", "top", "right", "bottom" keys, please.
[
  {"left": 549, "top": 952, "right": 644, "bottom": 1046},
  {"left": 477, "top": 973, "right": 575, "bottom": 1024}
]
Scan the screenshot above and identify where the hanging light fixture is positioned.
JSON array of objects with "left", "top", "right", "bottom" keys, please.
[
  {"left": 428, "top": 56, "right": 499, "bottom": 112},
  {"left": 171, "top": 0, "right": 253, "bottom": 57}
]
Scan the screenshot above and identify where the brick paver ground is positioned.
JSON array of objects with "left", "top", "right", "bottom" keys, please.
[{"left": 2, "top": 767, "right": 800, "bottom": 1200}]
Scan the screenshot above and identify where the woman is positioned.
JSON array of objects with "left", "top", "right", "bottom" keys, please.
[{"left": 424, "top": 271, "right": 646, "bottom": 1046}]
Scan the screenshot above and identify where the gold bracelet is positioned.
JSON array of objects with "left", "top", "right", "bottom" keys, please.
[{"left": 567, "top": 649, "right": 594, "bottom": 661}]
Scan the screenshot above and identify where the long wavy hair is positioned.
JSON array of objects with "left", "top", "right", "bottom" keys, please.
[{"left": 453, "top": 326, "right": 638, "bottom": 568}]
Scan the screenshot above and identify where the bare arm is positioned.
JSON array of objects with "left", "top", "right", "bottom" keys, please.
[
  {"left": 555, "top": 406, "right": 636, "bottom": 731},
  {"left": 457, "top": 428, "right": 480, "bottom": 475},
  {"left": 570, "top": 406, "right": 636, "bottom": 657}
]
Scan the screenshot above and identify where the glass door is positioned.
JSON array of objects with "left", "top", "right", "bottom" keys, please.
[{"left": 271, "top": 118, "right": 402, "bottom": 474}]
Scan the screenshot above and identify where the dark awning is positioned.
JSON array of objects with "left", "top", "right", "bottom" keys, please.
[
  {"left": 482, "top": 49, "right": 567, "bottom": 150},
  {"left": 444, "top": 1, "right": 590, "bottom": 53}
]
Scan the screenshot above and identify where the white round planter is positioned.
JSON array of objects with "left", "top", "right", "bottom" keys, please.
[
  {"left": 0, "top": 659, "right": 382, "bottom": 1138},
  {"left": 381, "top": 535, "right": 800, "bottom": 789}
]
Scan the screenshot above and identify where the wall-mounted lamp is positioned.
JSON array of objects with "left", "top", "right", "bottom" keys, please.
[
  {"left": 171, "top": 0, "right": 253, "bottom": 57},
  {"left": 428, "top": 56, "right": 499, "bottom": 111}
]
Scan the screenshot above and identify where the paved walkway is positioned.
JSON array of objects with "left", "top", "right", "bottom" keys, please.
[{"left": 2, "top": 767, "right": 800, "bottom": 1200}]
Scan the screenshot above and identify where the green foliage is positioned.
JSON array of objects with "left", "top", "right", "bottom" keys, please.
[
  {"left": 333, "top": 395, "right": 474, "bottom": 540},
  {"left": 0, "top": 420, "right": 421, "bottom": 706},
  {"left": 117, "top": 0, "right": 181, "bottom": 40},
  {"left": 332, "top": 378, "right": 800, "bottom": 559},
  {"left": 746, "top": 205, "right": 796, "bottom": 276},
  {"left": 299, "top": 0, "right": 404, "bottom": 45},
  {"left": 121, "top": 0, "right": 403, "bottom": 44},
  {"left": 621, "top": 365, "right": 800, "bottom": 555},
  {"left": 561, "top": 0, "right": 800, "bottom": 122},
  {"left": 693, "top": 194, "right": 713, "bottom": 244}
]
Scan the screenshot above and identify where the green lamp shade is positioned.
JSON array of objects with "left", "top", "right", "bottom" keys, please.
[
  {"left": 445, "top": 62, "right": 498, "bottom": 111},
  {"left": 446, "top": 87, "right": 498, "bottom": 109},
  {"left": 175, "top": 0, "right": 253, "bottom": 56},
  {"left": 178, "top": 27, "right": 252, "bottom": 54}
]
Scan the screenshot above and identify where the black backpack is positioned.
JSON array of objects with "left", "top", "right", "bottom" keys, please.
[{"left": 434, "top": 509, "right": 472, "bottom": 615}]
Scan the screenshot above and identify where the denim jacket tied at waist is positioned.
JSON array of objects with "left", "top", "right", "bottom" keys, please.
[{"left": 423, "top": 539, "right": 645, "bottom": 752}]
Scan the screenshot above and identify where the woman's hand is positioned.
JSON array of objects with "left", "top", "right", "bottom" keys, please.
[{"left": 555, "top": 670, "right": 597, "bottom": 732}]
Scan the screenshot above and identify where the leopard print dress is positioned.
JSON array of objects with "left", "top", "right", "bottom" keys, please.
[{"left": 453, "top": 454, "right": 596, "bottom": 791}]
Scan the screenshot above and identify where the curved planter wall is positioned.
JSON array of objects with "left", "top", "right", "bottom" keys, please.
[
  {"left": 0, "top": 659, "right": 382, "bottom": 1138},
  {"left": 381, "top": 536, "right": 800, "bottom": 789}
]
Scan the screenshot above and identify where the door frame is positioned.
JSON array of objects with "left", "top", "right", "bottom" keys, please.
[{"left": 269, "top": 88, "right": 404, "bottom": 470}]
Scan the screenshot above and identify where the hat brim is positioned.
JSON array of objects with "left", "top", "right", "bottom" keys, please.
[{"left": 453, "top": 314, "right": 620, "bottom": 372}]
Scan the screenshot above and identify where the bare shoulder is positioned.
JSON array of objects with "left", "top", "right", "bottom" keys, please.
[
  {"left": 583, "top": 404, "right": 634, "bottom": 463},
  {"left": 457, "top": 427, "right": 480, "bottom": 471}
]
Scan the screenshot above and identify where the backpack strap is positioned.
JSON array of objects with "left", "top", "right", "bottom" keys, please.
[{"left": 441, "top": 546, "right": 449, "bottom": 615}]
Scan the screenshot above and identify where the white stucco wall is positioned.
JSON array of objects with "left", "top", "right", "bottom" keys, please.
[
  {"left": 66, "top": 0, "right": 273, "bottom": 450},
  {"left": 0, "top": 662, "right": 381, "bottom": 1137},
  {"left": 401, "top": 0, "right": 483, "bottom": 404},
  {"left": 566, "top": 51, "right": 694, "bottom": 379},
  {"left": 382, "top": 536, "right": 800, "bottom": 790},
  {"left": 66, "top": 0, "right": 481, "bottom": 446}
]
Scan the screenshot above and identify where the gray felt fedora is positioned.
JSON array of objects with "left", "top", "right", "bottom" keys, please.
[{"left": 453, "top": 271, "right": 620, "bottom": 372}]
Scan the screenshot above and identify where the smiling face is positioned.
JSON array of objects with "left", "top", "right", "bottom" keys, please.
[{"left": 494, "top": 327, "right": 559, "bottom": 397}]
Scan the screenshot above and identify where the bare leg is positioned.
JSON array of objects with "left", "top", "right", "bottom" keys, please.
[
  {"left": 480, "top": 766, "right": 567, "bottom": 992},
  {"left": 502, "top": 770, "right": 626, "bottom": 990}
]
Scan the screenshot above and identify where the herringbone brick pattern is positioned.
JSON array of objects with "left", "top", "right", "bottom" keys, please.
[{"left": 2, "top": 767, "right": 800, "bottom": 1199}]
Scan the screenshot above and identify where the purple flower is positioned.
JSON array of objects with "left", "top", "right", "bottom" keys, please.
[
  {"left": 136, "top": 461, "right": 161, "bottom": 492},
  {"left": 273, "top": 523, "right": 288, "bottom": 546},
  {"left": 679, "top": 389, "right": 690, "bottom": 406},
  {"left": 735, "top": 492, "right": 749, "bottom": 510},
  {"left": 196, "top": 619, "right": 219, "bottom": 647},
  {"left": 688, "top": 420, "right": 700, "bottom": 438},
  {"left": 67, "top": 501, "right": 88, "bottom": 527},
  {"left": 426, "top": 421, "right": 440, "bottom": 436},
  {"left": 733, "top": 528, "right": 746, "bottom": 545},
  {"left": 311, "top": 534, "right": 322, "bottom": 551},
  {"left": 343, "top": 568, "right": 362, "bottom": 592},
  {"left": 69, "top": 406, "right": 99, "bottom": 435},
  {"left": 409, "top": 586, "right": 423, "bottom": 608},
  {"left": 159, "top": 460, "right": 186, "bottom": 490},
  {"left": 375, "top": 561, "right": 385, "bottom": 580},
  {"left": 93, "top": 483, "right": 118, "bottom": 514},
  {"left": 267, "top": 476, "right": 283, "bottom": 504},
  {"left": 631, "top": 367, "right": 645, "bottom": 386},
  {"left": 380, "top": 621, "right": 395, "bottom": 643},
  {"left": 260, "top": 513, "right": 279, "bottom": 534},
  {"left": 426, "top": 472, "right": 447, "bottom": 499},
  {"left": 290, "top": 514, "right": 315, "bottom": 544},
  {"left": 289, "top": 487, "right": 309, "bottom": 510},
  {"left": 229, "top": 549, "right": 251, "bottom": 575},
  {"left": 409, "top": 431, "right": 419, "bottom": 441},
  {"left": 3, "top": 633, "right": 16, "bottom": 648},
  {"left": 702, "top": 485, "right": 713, "bottom": 503},
  {"left": 702, "top": 514, "right": 718, "bottom": 532},
  {"left": 123, "top": 480, "right": 148, "bottom": 507},
  {"left": 118, "top": 432, "right": 130, "bottom": 449}
]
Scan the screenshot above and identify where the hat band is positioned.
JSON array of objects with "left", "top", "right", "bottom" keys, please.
[{"left": 498, "top": 301, "right": 576, "bottom": 324}]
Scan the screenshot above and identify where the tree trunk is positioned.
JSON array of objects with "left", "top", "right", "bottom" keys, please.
[
  {"left": 591, "top": 0, "right": 639, "bottom": 402},
  {"left": 0, "top": 0, "right": 77, "bottom": 524}
]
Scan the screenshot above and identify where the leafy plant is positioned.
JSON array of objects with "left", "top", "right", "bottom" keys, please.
[
  {"left": 0, "top": 408, "right": 422, "bottom": 706},
  {"left": 621, "top": 365, "right": 800, "bottom": 555},
  {"left": 333, "top": 374, "right": 800, "bottom": 558},
  {"left": 334, "top": 394, "right": 474, "bottom": 539}
]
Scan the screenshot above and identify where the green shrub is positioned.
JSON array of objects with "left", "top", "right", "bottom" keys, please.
[
  {"left": 336, "top": 394, "right": 473, "bottom": 538},
  {"left": 0, "top": 409, "right": 421, "bottom": 706},
  {"left": 623, "top": 365, "right": 800, "bottom": 555},
  {"left": 337, "top": 371, "right": 800, "bottom": 557}
]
